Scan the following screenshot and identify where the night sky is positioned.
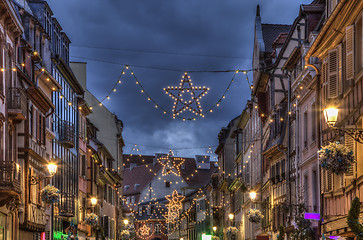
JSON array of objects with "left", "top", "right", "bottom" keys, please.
[{"left": 47, "top": 0, "right": 311, "bottom": 158}]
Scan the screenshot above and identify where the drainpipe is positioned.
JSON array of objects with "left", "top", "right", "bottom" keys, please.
[
  {"left": 35, "top": 70, "right": 44, "bottom": 87},
  {"left": 305, "top": 62, "right": 321, "bottom": 239}
]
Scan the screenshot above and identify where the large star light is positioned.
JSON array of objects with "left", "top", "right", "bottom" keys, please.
[
  {"left": 165, "top": 190, "right": 185, "bottom": 223},
  {"left": 164, "top": 73, "right": 209, "bottom": 119},
  {"left": 157, "top": 152, "right": 185, "bottom": 176},
  {"left": 139, "top": 224, "right": 150, "bottom": 236}
]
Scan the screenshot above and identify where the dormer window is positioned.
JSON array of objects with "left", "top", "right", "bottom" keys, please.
[
  {"left": 134, "top": 184, "right": 140, "bottom": 190},
  {"left": 124, "top": 185, "right": 130, "bottom": 192}
]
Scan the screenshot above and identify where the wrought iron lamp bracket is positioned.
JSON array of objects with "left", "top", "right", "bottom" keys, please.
[
  {"left": 332, "top": 127, "right": 363, "bottom": 144},
  {"left": 29, "top": 174, "right": 54, "bottom": 185}
]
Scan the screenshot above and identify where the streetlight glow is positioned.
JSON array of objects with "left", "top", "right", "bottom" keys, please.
[
  {"left": 324, "top": 107, "right": 339, "bottom": 126},
  {"left": 213, "top": 226, "right": 217, "bottom": 231},
  {"left": 249, "top": 191, "right": 257, "bottom": 201},
  {"left": 91, "top": 197, "right": 97, "bottom": 206},
  {"left": 228, "top": 213, "right": 234, "bottom": 220},
  {"left": 124, "top": 219, "right": 129, "bottom": 225},
  {"left": 47, "top": 163, "right": 57, "bottom": 176}
]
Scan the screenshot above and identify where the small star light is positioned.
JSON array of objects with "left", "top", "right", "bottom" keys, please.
[
  {"left": 164, "top": 73, "right": 209, "bottom": 118},
  {"left": 165, "top": 190, "right": 185, "bottom": 223},
  {"left": 139, "top": 224, "right": 150, "bottom": 236},
  {"left": 157, "top": 151, "right": 185, "bottom": 176}
]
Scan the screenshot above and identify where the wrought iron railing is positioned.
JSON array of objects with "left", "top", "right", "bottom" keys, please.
[
  {"left": 8, "top": 87, "right": 27, "bottom": 120},
  {"left": 0, "top": 161, "right": 21, "bottom": 193},
  {"left": 58, "top": 192, "right": 75, "bottom": 217},
  {"left": 59, "top": 120, "right": 75, "bottom": 148}
]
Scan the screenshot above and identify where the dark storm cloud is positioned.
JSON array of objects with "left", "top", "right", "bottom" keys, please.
[{"left": 47, "top": 0, "right": 311, "bottom": 157}]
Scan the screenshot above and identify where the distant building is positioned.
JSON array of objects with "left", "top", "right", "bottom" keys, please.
[{"left": 122, "top": 153, "right": 216, "bottom": 240}]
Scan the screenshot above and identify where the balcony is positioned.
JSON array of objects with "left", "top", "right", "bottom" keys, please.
[
  {"left": 0, "top": 161, "right": 21, "bottom": 195},
  {"left": 58, "top": 192, "right": 75, "bottom": 217},
  {"left": 8, "top": 87, "right": 27, "bottom": 122},
  {"left": 59, "top": 120, "right": 75, "bottom": 148}
]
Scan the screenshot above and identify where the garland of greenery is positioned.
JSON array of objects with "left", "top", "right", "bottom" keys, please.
[
  {"left": 347, "top": 197, "right": 363, "bottom": 240},
  {"left": 277, "top": 225, "right": 285, "bottom": 240}
]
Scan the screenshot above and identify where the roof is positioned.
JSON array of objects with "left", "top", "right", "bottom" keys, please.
[
  {"left": 180, "top": 158, "right": 216, "bottom": 188},
  {"left": 261, "top": 24, "right": 291, "bottom": 53},
  {"left": 123, "top": 162, "right": 162, "bottom": 196},
  {"left": 123, "top": 154, "right": 155, "bottom": 169}
]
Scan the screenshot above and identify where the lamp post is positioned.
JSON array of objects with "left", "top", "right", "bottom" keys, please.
[
  {"left": 30, "top": 163, "right": 57, "bottom": 185},
  {"left": 228, "top": 213, "right": 234, "bottom": 226},
  {"left": 323, "top": 107, "right": 363, "bottom": 143}
]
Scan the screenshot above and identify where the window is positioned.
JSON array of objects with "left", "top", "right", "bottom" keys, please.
[
  {"left": 165, "top": 181, "right": 170, "bottom": 188},
  {"left": 304, "top": 174, "right": 309, "bottom": 207},
  {"left": 311, "top": 103, "right": 316, "bottom": 141},
  {"left": 29, "top": 106, "right": 33, "bottom": 136},
  {"left": 81, "top": 155, "right": 86, "bottom": 177},
  {"left": 124, "top": 185, "right": 130, "bottom": 192},
  {"left": 131, "top": 196, "right": 135, "bottom": 205},
  {"left": 155, "top": 224, "right": 161, "bottom": 234},
  {"left": 126, "top": 197, "right": 130, "bottom": 205},
  {"left": 312, "top": 169, "right": 318, "bottom": 211},
  {"left": 147, "top": 206, "right": 151, "bottom": 215},
  {"left": 138, "top": 207, "right": 143, "bottom": 216},
  {"left": 303, "top": 110, "right": 308, "bottom": 148}
]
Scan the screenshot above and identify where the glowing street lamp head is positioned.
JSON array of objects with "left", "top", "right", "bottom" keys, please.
[
  {"left": 47, "top": 163, "right": 57, "bottom": 176},
  {"left": 324, "top": 107, "right": 339, "bottom": 126},
  {"left": 91, "top": 197, "right": 97, "bottom": 206},
  {"left": 124, "top": 219, "right": 129, "bottom": 225},
  {"left": 213, "top": 226, "right": 217, "bottom": 231},
  {"left": 228, "top": 213, "right": 234, "bottom": 220},
  {"left": 249, "top": 191, "right": 257, "bottom": 201}
]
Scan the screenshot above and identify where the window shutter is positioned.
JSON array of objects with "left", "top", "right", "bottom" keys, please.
[
  {"left": 328, "top": 48, "right": 339, "bottom": 98},
  {"left": 344, "top": 128, "right": 356, "bottom": 178},
  {"left": 322, "top": 61, "right": 328, "bottom": 107},
  {"left": 337, "top": 44, "right": 342, "bottom": 95},
  {"left": 346, "top": 25, "right": 354, "bottom": 80},
  {"left": 361, "top": 13, "right": 363, "bottom": 69},
  {"left": 327, "top": 171, "right": 333, "bottom": 192},
  {"left": 322, "top": 169, "right": 326, "bottom": 192}
]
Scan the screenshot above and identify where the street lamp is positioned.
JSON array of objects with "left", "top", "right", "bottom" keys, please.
[
  {"left": 212, "top": 226, "right": 217, "bottom": 232},
  {"left": 124, "top": 219, "right": 129, "bottom": 225},
  {"left": 30, "top": 163, "right": 58, "bottom": 185},
  {"left": 323, "top": 107, "right": 363, "bottom": 143},
  {"left": 90, "top": 197, "right": 98, "bottom": 206},
  {"left": 228, "top": 213, "right": 234, "bottom": 220},
  {"left": 249, "top": 191, "right": 257, "bottom": 201}
]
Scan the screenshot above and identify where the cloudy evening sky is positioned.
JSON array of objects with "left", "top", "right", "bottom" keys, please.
[{"left": 47, "top": 0, "right": 312, "bottom": 158}]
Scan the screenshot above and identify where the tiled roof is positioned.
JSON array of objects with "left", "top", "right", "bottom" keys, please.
[
  {"left": 123, "top": 154, "right": 155, "bottom": 168},
  {"left": 181, "top": 158, "right": 217, "bottom": 188},
  {"left": 123, "top": 162, "right": 162, "bottom": 195},
  {"left": 261, "top": 24, "right": 291, "bottom": 53}
]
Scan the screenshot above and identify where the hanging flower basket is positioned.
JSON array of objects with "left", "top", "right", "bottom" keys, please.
[
  {"left": 226, "top": 226, "right": 238, "bottom": 237},
  {"left": 319, "top": 142, "right": 354, "bottom": 175},
  {"left": 85, "top": 213, "right": 99, "bottom": 226},
  {"left": 41, "top": 185, "right": 60, "bottom": 205},
  {"left": 120, "top": 230, "right": 130, "bottom": 240},
  {"left": 247, "top": 208, "right": 264, "bottom": 223}
]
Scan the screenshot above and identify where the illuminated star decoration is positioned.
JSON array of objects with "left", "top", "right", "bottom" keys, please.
[
  {"left": 157, "top": 151, "right": 185, "bottom": 176},
  {"left": 165, "top": 190, "right": 185, "bottom": 223},
  {"left": 139, "top": 224, "right": 150, "bottom": 236},
  {"left": 164, "top": 72, "right": 209, "bottom": 119}
]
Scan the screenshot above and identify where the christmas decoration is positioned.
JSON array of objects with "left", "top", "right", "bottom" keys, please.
[
  {"left": 291, "top": 204, "right": 314, "bottom": 240},
  {"left": 165, "top": 190, "right": 185, "bottom": 223},
  {"left": 85, "top": 213, "right": 99, "bottom": 226},
  {"left": 164, "top": 73, "right": 209, "bottom": 118},
  {"left": 226, "top": 226, "right": 238, "bottom": 238},
  {"left": 347, "top": 197, "right": 363, "bottom": 240},
  {"left": 157, "top": 152, "right": 185, "bottom": 176},
  {"left": 247, "top": 208, "right": 264, "bottom": 223},
  {"left": 120, "top": 230, "right": 131, "bottom": 240},
  {"left": 139, "top": 224, "right": 151, "bottom": 236},
  {"left": 319, "top": 142, "right": 354, "bottom": 175},
  {"left": 40, "top": 185, "right": 60, "bottom": 205},
  {"left": 277, "top": 226, "right": 285, "bottom": 240}
]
